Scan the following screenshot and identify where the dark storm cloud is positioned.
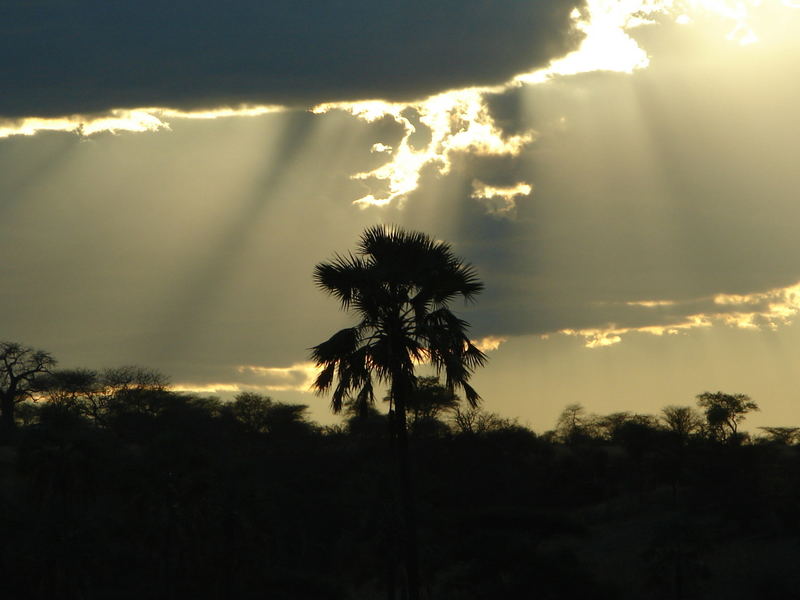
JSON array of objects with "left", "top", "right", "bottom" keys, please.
[{"left": 0, "top": 0, "right": 583, "bottom": 119}]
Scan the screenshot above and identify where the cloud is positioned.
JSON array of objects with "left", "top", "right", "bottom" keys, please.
[
  {"left": 472, "top": 336, "right": 509, "bottom": 352},
  {"left": 316, "top": 90, "right": 535, "bottom": 207},
  {"left": 304, "top": 0, "right": 679, "bottom": 209},
  {"left": 471, "top": 180, "right": 533, "bottom": 218},
  {"left": 171, "top": 361, "right": 320, "bottom": 394},
  {"left": 235, "top": 363, "right": 321, "bottom": 392},
  {"left": 1, "top": 0, "right": 584, "bottom": 120},
  {"left": 383, "top": 3, "right": 800, "bottom": 345},
  {"left": 560, "top": 281, "right": 800, "bottom": 347},
  {"left": 515, "top": 0, "right": 653, "bottom": 83},
  {"left": 0, "top": 105, "right": 284, "bottom": 139}
]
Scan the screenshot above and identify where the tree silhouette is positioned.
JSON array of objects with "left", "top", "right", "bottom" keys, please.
[
  {"left": 757, "top": 426, "right": 800, "bottom": 445},
  {"left": 228, "top": 391, "right": 275, "bottom": 433},
  {"left": 449, "top": 405, "right": 517, "bottom": 435},
  {"left": 310, "top": 225, "right": 486, "bottom": 600},
  {"left": 34, "top": 368, "right": 101, "bottom": 417},
  {"left": 554, "top": 403, "right": 596, "bottom": 444},
  {"left": 696, "top": 391, "right": 759, "bottom": 443},
  {"left": 394, "top": 375, "right": 460, "bottom": 433},
  {"left": 0, "top": 341, "right": 56, "bottom": 432},
  {"left": 661, "top": 405, "right": 704, "bottom": 440}
]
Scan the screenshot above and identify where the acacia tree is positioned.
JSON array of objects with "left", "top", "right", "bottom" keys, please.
[
  {"left": 696, "top": 391, "right": 759, "bottom": 442},
  {"left": 0, "top": 341, "right": 57, "bottom": 430},
  {"left": 310, "top": 225, "right": 486, "bottom": 600},
  {"left": 661, "top": 405, "right": 705, "bottom": 440},
  {"left": 758, "top": 426, "right": 800, "bottom": 445}
]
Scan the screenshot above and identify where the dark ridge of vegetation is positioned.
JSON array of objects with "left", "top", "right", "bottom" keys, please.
[{"left": 0, "top": 357, "right": 798, "bottom": 599}]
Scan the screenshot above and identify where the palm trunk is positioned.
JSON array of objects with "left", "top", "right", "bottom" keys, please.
[{"left": 391, "top": 379, "right": 420, "bottom": 600}]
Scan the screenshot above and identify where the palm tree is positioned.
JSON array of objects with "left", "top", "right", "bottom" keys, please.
[{"left": 310, "top": 225, "right": 486, "bottom": 600}]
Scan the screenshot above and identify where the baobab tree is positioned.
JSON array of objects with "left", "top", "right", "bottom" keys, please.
[{"left": 0, "top": 341, "right": 56, "bottom": 430}]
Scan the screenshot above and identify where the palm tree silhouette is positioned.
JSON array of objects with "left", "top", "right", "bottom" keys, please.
[{"left": 311, "top": 225, "right": 486, "bottom": 600}]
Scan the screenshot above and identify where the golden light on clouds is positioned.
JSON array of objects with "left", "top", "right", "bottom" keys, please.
[
  {"left": 714, "top": 283, "right": 800, "bottom": 329},
  {"left": 315, "top": 89, "right": 534, "bottom": 208},
  {"left": 472, "top": 336, "right": 509, "bottom": 352},
  {"left": 0, "top": 105, "right": 281, "bottom": 138},
  {"left": 0, "top": 110, "right": 168, "bottom": 138},
  {"left": 171, "top": 382, "right": 244, "bottom": 394},
  {"left": 517, "top": 0, "right": 793, "bottom": 87},
  {"left": 471, "top": 181, "right": 533, "bottom": 218},
  {"left": 563, "top": 281, "right": 800, "bottom": 348},
  {"left": 561, "top": 316, "right": 714, "bottom": 348},
  {"left": 625, "top": 299, "right": 678, "bottom": 307},
  {"left": 170, "top": 361, "right": 322, "bottom": 395},
  {"left": 237, "top": 362, "right": 322, "bottom": 392},
  {"left": 157, "top": 105, "right": 281, "bottom": 120},
  {"left": 516, "top": 0, "right": 654, "bottom": 84}
]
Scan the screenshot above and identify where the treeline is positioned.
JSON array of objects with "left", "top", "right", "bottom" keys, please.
[{"left": 0, "top": 346, "right": 799, "bottom": 599}]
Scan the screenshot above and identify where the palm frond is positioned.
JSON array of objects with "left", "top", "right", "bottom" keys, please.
[
  {"left": 349, "top": 380, "right": 375, "bottom": 417},
  {"left": 331, "top": 383, "right": 351, "bottom": 413},
  {"left": 459, "top": 381, "right": 482, "bottom": 408},
  {"left": 312, "top": 363, "right": 336, "bottom": 394},
  {"left": 309, "top": 327, "right": 360, "bottom": 364},
  {"left": 421, "top": 309, "right": 471, "bottom": 347},
  {"left": 463, "top": 340, "right": 488, "bottom": 370},
  {"left": 314, "top": 253, "right": 370, "bottom": 309},
  {"left": 435, "top": 260, "right": 484, "bottom": 304}
]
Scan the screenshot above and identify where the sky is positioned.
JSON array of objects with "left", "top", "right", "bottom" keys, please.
[{"left": 2, "top": 0, "right": 800, "bottom": 431}]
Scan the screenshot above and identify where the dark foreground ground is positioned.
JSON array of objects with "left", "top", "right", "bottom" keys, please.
[{"left": 1, "top": 392, "right": 798, "bottom": 599}]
